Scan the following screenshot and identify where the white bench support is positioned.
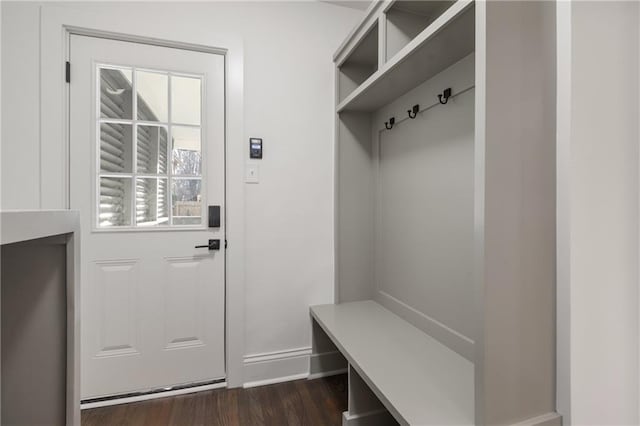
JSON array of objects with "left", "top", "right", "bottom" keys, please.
[
  {"left": 308, "top": 320, "right": 348, "bottom": 380},
  {"left": 310, "top": 319, "right": 396, "bottom": 426},
  {"left": 343, "top": 365, "right": 397, "bottom": 426}
]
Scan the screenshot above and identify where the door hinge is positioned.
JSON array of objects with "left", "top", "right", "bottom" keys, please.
[
  {"left": 65, "top": 61, "right": 71, "bottom": 83},
  {"left": 225, "top": 239, "right": 228, "bottom": 249}
]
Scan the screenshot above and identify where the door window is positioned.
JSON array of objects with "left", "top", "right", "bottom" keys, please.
[{"left": 96, "top": 65, "right": 204, "bottom": 228}]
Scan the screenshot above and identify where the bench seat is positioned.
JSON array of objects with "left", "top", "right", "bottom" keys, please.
[{"left": 310, "top": 300, "right": 474, "bottom": 426}]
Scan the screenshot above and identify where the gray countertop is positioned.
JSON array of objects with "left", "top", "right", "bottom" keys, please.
[{"left": 1, "top": 210, "right": 80, "bottom": 245}]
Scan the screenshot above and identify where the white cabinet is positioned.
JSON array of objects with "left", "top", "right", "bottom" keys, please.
[{"left": 329, "top": 1, "right": 559, "bottom": 425}]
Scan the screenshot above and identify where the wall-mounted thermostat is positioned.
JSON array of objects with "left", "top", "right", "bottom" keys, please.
[{"left": 250, "top": 138, "right": 263, "bottom": 159}]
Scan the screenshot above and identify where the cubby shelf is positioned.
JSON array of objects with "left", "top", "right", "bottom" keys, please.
[
  {"left": 386, "top": 0, "right": 457, "bottom": 61},
  {"left": 337, "top": 21, "right": 379, "bottom": 103},
  {"left": 337, "top": 0, "right": 474, "bottom": 113}
]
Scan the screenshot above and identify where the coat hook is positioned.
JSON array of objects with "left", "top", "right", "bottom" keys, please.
[
  {"left": 407, "top": 104, "right": 419, "bottom": 119},
  {"left": 438, "top": 88, "right": 452, "bottom": 105},
  {"left": 384, "top": 117, "right": 395, "bottom": 130}
]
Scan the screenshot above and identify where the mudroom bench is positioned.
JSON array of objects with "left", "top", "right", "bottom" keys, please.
[{"left": 309, "top": 301, "right": 474, "bottom": 426}]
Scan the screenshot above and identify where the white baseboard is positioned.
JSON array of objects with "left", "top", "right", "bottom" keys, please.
[
  {"left": 81, "top": 381, "right": 227, "bottom": 409},
  {"left": 511, "top": 412, "right": 562, "bottom": 426},
  {"left": 243, "top": 347, "right": 311, "bottom": 388}
]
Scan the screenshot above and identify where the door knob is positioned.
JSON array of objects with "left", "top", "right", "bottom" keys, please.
[{"left": 195, "top": 239, "right": 220, "bottom": 250}]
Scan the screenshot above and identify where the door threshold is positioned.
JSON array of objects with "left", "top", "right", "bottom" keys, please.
[{"left": 81, "top": 379, "right": 227, "bottom": 409}]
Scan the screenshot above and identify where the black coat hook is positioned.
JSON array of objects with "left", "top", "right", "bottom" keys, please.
[
  {"left": 384, "top": 117, "right": 395, "bottom": 130},
  {"left": 438, "top": 88, "right": 452, "bottom": 104},
  {"left": 408, "top": 104, "right": 419, "bottom": 119}
]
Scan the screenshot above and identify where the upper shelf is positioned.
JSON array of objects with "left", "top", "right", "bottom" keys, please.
[
  {"left": 337, "top": 21, "right": 379, "bottom": 104},
  {"left": 337, "top": 0, "right": 474, "bottom": 113},
  {"left": 386, "top": 0, "right": 457, "bottom": 61}
]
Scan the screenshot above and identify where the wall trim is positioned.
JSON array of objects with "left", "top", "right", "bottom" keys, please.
[
  {"left": 64, "top": 25, "right": 227, "bottom": 55},
  {"left": 244, "top": 347, "right": 311, "bottom": 364},
  {"left": 555, "top": 1, "right": 572, "bottom": 422},
  {"left": 243, "top": 347, "right": 311, "bottom": 387},
  {"left": 375, "top": 290, "right": 474, "bottom": 360},
  {"left": 635, "top": 4, "right": 640, "bottom": 426},
  {"left": 510, "top": 412, "right": 562, "bottom": 426},
  {"left": 242, "top": 347, "right": 348, "bottom": 387}
]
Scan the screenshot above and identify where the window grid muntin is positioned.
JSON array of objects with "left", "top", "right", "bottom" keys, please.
[{"left": 96, "top": 63, "right": 205, "bottom": 229}]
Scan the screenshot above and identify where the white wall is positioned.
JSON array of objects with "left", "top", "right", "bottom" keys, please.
[
  {"left": 1, "top": 1, "right": 363, "bottom": 385},
  {"left": 557, "top": 1, "right": 640, "bottom": 424},
  {"left": 1, "top": 2, "right": 40, "bottom": 209}
]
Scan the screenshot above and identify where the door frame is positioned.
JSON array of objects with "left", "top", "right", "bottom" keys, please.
[{"left": 40, "top": 7, "right": 245, "bottom": 391}]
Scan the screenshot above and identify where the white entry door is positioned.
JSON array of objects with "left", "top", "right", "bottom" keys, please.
[{"left": 69, "top": 35, "right": 226, "bottom": 399}]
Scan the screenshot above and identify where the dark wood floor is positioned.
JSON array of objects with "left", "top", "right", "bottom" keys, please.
[{"left": 82, "top": 374, "right": 348, "bottom": 426}]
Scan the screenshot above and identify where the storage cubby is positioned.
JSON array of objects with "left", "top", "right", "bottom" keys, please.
[
  {"left": 337, "top": 2, "right": 474, "bottom": 112},
  {"left": 337, "top": 22, "right": 378, "bottom": 103},
  {"left": 385, "top": 0, "right": 456, "bottom": 61}
]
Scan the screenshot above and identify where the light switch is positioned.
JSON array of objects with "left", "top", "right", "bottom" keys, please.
[{"left": 245, "top": 164, "right": 259, "bottom": 183}]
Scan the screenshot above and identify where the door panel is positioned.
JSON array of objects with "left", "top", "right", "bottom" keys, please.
[
  {"left": 93, "top": 260, "right": 139, "bottom": 357},
  {"left": 70, "top": 35, "right": 225, "bottom": 399},
  {"left": 164, "top": 257, "right": 206, "bottom": 349}
]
